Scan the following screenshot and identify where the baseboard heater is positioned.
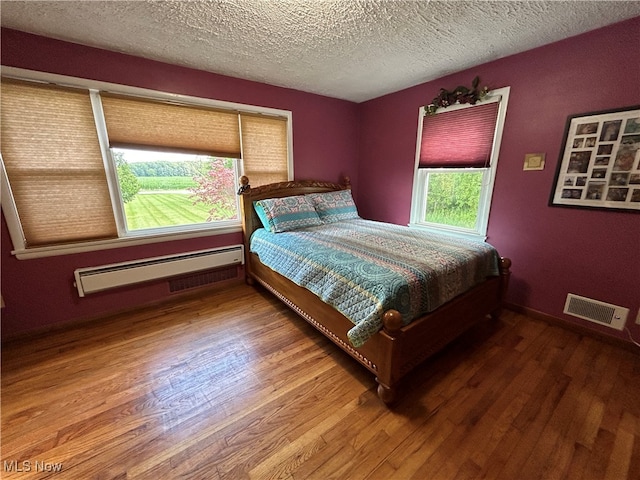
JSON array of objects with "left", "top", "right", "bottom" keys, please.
[{"left": 74, "top": 245, "right": 244, "bottom": 297}]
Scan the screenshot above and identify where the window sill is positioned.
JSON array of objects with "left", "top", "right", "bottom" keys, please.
[
  {"left": 408, "top": 222, "right": 487, "bottom": 242},
  {"left": 11, "top": 223, "right": 242, "bottom": 260}
]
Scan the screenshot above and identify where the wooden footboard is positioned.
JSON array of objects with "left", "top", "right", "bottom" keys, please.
[
  {"left": 239, "top": 177, "right": 512, "bottom": 405},
  {"left": 249, "top": 251, "right": 510, "bottom": 404}
]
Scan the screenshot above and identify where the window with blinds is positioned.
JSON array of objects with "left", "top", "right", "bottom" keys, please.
[
  {"left": 101, "top": 94, "right": 243, "bottom": 157},
  {"left": 409, "top": 89, "right": 510, "bottom": 239},
  {"left": 240, "top": 114, "right": 289, "bottom": 187},
  {"left": 0, "top": 75, "right": 292, "bottom": 255},
  {"left": 1, "top": 80, "right": 117, "bottom": 247},
  {"left": 419, "top": 102, "right": 500, "bottom": 168}
]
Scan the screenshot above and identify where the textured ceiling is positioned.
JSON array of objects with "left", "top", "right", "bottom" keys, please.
[{"left": 2, "top": 1, "right": 640, "bottom": 102}]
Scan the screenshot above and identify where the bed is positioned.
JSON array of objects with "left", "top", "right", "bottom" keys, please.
[{"left": 238, "top": 176, "right": 511, "bottom": 404}]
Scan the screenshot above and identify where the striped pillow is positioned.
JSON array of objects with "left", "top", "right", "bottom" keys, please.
[
  {"left": 308, "top": 190, "right": 359, "bottom": 223},
  {"left": 254, "top": 195, "right": 322, "bottom": 233}
]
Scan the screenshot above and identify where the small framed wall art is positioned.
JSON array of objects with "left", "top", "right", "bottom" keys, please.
[
  {"left": 524, "top": 153, "right": 545, "bottom": 171},
  {"left": 549, "top": 105, "right": 640, "bottom": 212}
]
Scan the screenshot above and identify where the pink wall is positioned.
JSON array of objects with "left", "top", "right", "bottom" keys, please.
[
  {"left": 357, "top": 17, "right": 640, "bottom": 343},
  {"left": 2, "top": 20, "right": 639, "bottom": 345},
  {"left": 0, "top": 29, "right": 359, "bottom": 338}
]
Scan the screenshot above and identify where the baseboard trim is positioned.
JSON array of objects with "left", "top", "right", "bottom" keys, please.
[
  {"left": 4, "top": 294, "right": 637, "bottom": 355},
  {"left": 505, "top": 302, "right": 639, "bottom": 355},
  {"left": 1, "top": 277, "right": 243, "bottom": 345}
]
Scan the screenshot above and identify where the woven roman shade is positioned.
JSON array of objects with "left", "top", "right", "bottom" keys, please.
[
  {"left": 1, "top": 79, "right": 117, "bottom": 247},
  {"left": 419, "top": 102, "right": 500, "bottom": 168},
  {"left": 2, "top": 77, "right": 291, "bottom": 250},
  {"left": 240, "top": 114, "right": 289, "bottom": 187},
  {"left": 101, "top": 94, "right": 242, "bottom": 157}
]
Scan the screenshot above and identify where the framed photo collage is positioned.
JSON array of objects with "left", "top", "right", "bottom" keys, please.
[{"left": 550, "top": 106, "right": 640, "bottom": 212}]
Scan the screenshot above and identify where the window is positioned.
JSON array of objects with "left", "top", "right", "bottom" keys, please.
[
  {"left": 0, "top": 80, "right": 118, "bottom": 247},
  {"left": 98, "top": 93, "right": 244, "bottom": 236},
  {"left": 409, "top": 87, "right": 510, "bottom": 239},
  {"left": 0, "top": 69, "right": 292, "bottom": 258},
  {"left": 113, "top": 148, "right": 238, "bottom": 231}
]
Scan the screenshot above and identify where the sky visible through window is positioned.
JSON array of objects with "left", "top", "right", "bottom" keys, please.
[{"left": 118, "top": 149, "right": 210, "bottom": 164}]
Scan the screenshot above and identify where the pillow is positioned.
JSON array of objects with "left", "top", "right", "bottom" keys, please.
[
  {"left": 253, "top": 201, "right": 273, "bottom": 230},
  {"left": 254, "top": 195, "right": 322, "bottom": 233},
  {"left": 308, "top": 190, "right": 359, "bottom": 223}
]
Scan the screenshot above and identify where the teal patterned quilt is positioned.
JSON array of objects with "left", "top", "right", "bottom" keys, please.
[{"left": 250, "top": 219, "right": 500, "bottom": 347}]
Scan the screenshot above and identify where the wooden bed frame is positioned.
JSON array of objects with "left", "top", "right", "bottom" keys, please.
[{"left": 238, "top": 176, "right": 511, "bottom": 404}]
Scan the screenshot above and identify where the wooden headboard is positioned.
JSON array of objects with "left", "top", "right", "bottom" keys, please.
[{"left": 237, "top": 176, "right": 351, "bottom": 269}]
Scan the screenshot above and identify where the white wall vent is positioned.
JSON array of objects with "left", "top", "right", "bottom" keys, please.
[
  {"left": 169, "top": 266, "right": 239, "bottom": 293},
  {"left": 564, "top": 293, "right": 628, "bottom": 331},
  {"left": 74, "top": 245, "right": 244, "bottom": 297}
]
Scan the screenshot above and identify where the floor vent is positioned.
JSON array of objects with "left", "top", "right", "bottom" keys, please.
[
  {"left": 564, "top": 294, "right": 628, "bottom": 331},
  {"left": 169, "top": 266, "right": 239, "bottom": 293}
]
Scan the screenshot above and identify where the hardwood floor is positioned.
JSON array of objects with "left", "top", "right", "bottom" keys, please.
[{"left": 2, "top": 283, "right": 639, "bottom": 479}]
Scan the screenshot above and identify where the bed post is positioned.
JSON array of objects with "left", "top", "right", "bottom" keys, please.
[
  {"left": 375, "top": 309, "right": 403, "bottom": 404},
  {"left": 382, "top": 310, "right": 403, "bottom": 336},
  {"left": 499, "top": 257, "right": 511, "bottom": 302},
  {"left": 238, "top": 176, "right": 255, "bottom": 285},
  {"left": 491, "top": 257, "right": 512, "bottom": 319}
]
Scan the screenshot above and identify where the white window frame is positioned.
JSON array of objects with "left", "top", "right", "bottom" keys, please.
[
  {"left": 409, "top": 87, "right": 510, "bottom": 241},
  {"left": 106, "top": 147, "right": 243, "bottom": 238},
  {"left": 0, "top": 67, "right": 294, "bottom": 259}
]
